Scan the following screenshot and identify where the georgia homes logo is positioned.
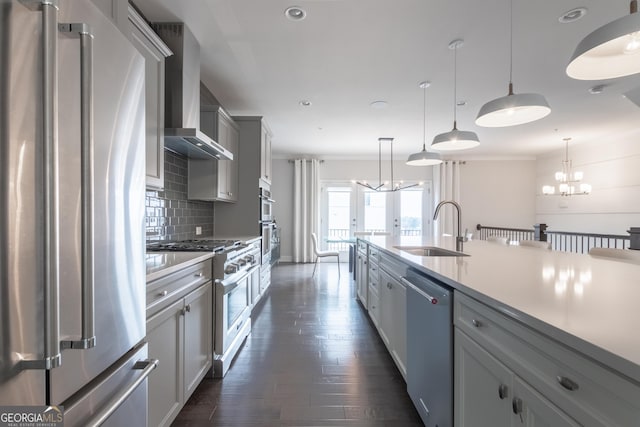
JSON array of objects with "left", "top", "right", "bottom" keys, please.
[{"left": 0, "top": 406, "right": 63, "bottom": 427}]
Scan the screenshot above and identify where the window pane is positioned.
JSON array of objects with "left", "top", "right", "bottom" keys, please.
[
  {"left": 400, "top": 189, "right": 422, "bottom": 236},
  {"left": 364, "top": 191, "right": 386, "bottom": 232},
  {"left": 327, "top": 188, "right": 351, "bottom": 250}
]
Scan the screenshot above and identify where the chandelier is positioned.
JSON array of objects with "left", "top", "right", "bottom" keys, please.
[
  {"left": 357, "top": 138, "right": 419, "bottom": 192},
  {"left": 542, "top": 138, "right": 591, "bottom": 196}
]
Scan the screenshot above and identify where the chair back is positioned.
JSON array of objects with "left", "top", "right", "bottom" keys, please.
[
  {"left": 487, "top": 236, "right": 510, "bottom": 245},
  {"left": 589, "top": 247, "right": 640, "bottom": 264},
  {"left": 518, "top": 240, "right": 551, "bottom": 250}
]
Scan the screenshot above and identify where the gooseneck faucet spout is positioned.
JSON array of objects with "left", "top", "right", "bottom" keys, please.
[{"left": 433, "top": 200, "right": 465, "bottom": 252}]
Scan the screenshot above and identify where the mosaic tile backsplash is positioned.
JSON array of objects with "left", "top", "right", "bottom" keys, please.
[{"left": 145, "top": 150, "right": 214, "bottom": 241}]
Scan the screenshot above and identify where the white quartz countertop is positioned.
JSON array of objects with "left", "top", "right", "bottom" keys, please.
[
  {"left": 363, "top": 235, "right": 640, "bottom": 383},
  {"left": 146, "top": 252, "right": 214, "bottom": 282}
]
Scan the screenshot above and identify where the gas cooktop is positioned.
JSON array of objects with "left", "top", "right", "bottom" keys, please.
[{"left": 146, "top": 239, "right": 241, "bottom": 253}]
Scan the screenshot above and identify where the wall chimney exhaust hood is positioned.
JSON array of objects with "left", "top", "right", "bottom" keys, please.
[{"left": 152, "top": 23, "right": 232, "bottom": 160}]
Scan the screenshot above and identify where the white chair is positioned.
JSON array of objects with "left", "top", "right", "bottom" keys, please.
[
  {"left": 311, "top": 232, "right": 340, "bottom": 277},
  {"left": 487, "top": 236, "right": 510, "bottom": 245},
  {"left": 588, "top": 247, "right": 640, "bottom": 264},
  {"left": 518, "top": 240, "right": 551, "bottom": 250}
]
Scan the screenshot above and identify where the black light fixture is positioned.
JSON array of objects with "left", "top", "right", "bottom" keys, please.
[{"left": 357, "top": 138, "right": 419, "bottom": 192}]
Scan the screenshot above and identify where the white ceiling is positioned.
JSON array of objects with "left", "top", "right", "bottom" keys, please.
[{"left": 133, "top": 0, "right": 640, "bottom": 160}]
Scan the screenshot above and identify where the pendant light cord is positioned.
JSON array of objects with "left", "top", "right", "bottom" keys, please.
[
  {"left": 509, "top": 0, "right": 513, "bottom": 89},
  {"left": 453, "top": 44, "right": 457, "bottom": 129},
  {"left": 422, "top": 85, "right": 427, "bottom": 150}
]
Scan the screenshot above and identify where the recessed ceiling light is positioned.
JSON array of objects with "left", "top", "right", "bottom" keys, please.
[
  {"left": 370, "top": 100, "right": 389, "bottom": 109},
  {"left": 588, "top": 84, "right": 607, "bottom": 94},
  {"left": 299, "top": 100, "right": 312, "bottom": 106},
  {"left": 559, "top": 7, "right": 588, "bottom": 23},
  {"left": 285, "top": 6, "right": 306, "bottom": 21}
]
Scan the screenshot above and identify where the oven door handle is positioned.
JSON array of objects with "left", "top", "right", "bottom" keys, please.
[{"left": 215, "top": 269, "right": 251, "bottom": 294}]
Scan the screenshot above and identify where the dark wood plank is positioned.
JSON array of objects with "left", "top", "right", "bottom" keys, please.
[{"left": 170, "top": 263, "right": 423, "bottom": 426}]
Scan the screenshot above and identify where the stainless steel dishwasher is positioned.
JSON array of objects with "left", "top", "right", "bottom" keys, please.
[{"left": 402, "top": 269, "right": 453, "bottom": 427}]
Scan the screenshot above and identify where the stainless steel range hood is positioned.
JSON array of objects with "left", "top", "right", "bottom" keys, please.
[{"left": 153, "top": 23, "right": 232, "bottom": 160}]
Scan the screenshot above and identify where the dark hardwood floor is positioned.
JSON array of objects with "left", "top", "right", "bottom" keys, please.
[{"left": 171, "top": 262, "right": 424, "bottom": 426}]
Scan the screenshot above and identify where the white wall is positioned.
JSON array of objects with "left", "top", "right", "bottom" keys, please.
[
  {"left": 535, "top": 134, "right": 640, "bottom": 234},
  {"left": 459, "top": 160, "right": 537, "bottom": 237}
]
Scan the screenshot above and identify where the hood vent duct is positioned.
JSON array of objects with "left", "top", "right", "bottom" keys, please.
[{"left": 152, "top": 23, "right": 232, "bottom": 160}]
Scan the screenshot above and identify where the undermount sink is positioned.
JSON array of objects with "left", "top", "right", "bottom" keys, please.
[{"left": 393, "top": 245, "right": 469, "bottom": 257}]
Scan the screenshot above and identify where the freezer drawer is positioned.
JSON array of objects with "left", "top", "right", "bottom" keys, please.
[{"left": 63, "top": 342, "right": 156, "bottom": 427}]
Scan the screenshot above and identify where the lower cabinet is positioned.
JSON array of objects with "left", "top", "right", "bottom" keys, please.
[
  {"left": 455, "top": 328, "right": 578, "bottom": 427},
  {"left": 454, "top": 291, "right": 640, "bottom": 427},
  {"left": 147, "top": 281, "right": 212, "bottom": 427},
  {"left": 378, "top": 267, "right": 407, "bottom": 378},
  {"left": 355, "top": 248, "right": 367, "bottom": 306}
]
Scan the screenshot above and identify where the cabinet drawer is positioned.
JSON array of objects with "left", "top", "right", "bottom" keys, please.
[
  {"left": 454, "top": 292, "right": 640, "bottom": 427},
  {"left": 147, "top": 260, "right": 212, "bottom": 318},
  {"left": 357, "top": 240, "right": 368, "bottom": 253},
  {"left": 368, "top": 246, "right": 380, "bottom": 263}
]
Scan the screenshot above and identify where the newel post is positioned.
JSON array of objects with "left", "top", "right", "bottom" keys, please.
[{"left": 534, "top": 224, "right": 547, "bottom": 242}]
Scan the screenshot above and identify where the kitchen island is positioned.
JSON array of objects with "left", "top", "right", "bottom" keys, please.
[{"left": 361, "top": 235, "right": 640, "bottom": 427}]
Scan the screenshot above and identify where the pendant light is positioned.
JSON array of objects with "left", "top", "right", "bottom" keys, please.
[
  {"left": 431, "top": 39, "right": 480, "bottom": 151},
  {"left": 407, "top": 81, "right": 443, "bottom": 166},
  {"left": 357, "top": 138, "right": 419, "bottom": 192},
  {"left": 567, "top": 0, "right": 640, "bottom": 80},
  {"left": 475, "top": 0, "right": 551, "bottom": 127}
]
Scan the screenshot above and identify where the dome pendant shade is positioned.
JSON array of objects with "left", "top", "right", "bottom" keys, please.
[
  {"left": 406, "top": 146, "right": 443, "bottom": 166},
  {"left": 567, "top": 2, "right": 640, "bottom": 80},
  {"left": 475, "top": 86, "right": 551, "bottom": 127},
  {"left": 431, "top": 123, "right": 480, "bottom": 151}
]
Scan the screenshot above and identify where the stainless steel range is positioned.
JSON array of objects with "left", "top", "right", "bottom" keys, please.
[{"left": 147, "top": 239, "right": 260, "bottom": 377}]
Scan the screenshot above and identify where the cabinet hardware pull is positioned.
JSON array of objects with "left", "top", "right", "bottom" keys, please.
[
  {"left": 194, "top": 273, "right": 204, "bottom": 277},
  {"left": 185, "top": 304, "right": 191, "bottom": 313},
  {"left": 557, "top": 376, "right": 579, "bottom": 391},
  {"left": 158, "top": 290, "right": 168, "bottom": 297},
  {"left": 472, "top": 319, "right": 482, "bottom": 328},
  {"left": 512, "top": 397, "right": 524, "bottom": 422},
  {"left": 498, "top": 384, "right": 508, "bottom": 399}
]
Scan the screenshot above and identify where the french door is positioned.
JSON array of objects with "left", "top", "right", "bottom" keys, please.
[{"left": 320, "top": 181, "right": 433, "bottom": 254}]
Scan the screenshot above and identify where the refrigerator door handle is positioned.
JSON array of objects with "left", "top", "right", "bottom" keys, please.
[
  {"left": 18, "top": 0, "right": 63, "bottom": 371},
  {"left": 84, "top": 359, "right": 159, "bottom": 427},
  {"left": 58, "top": 22, "right": 97, "bottom": 351}
]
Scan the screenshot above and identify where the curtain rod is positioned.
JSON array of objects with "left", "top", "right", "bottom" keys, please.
[{"left": 287, "top": 159, "right": 325, "bottom": 164}]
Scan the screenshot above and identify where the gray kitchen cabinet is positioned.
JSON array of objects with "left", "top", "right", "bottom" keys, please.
[
  {"left": 91, "top": 0, "right": 128, "bottom": 32},
  {"left": 146, "top": 260, "right": 213, "bottom": 427},
  {"left": 188, "top": 105, "right": 239, "bottom": 202},
  {"left": 454, "top": 291, "right": 640, "bottom": 427},
  {"left": 378, "top": 266, "right": 407, "bottom": 378},
  {"left": 455, "top": 328, "right": 579, "bottom": 427},
  {"left": 127, "top": 5, "right": 172, "bottom": 190},
  {"left": 260, "top": 124, "right": 272, "bottom": 184},
  {"left": 183, "top": 282, "right": 213, "bottom": 400},
  {"left": 355, "top": 241, "right": 368, "bottom": 306},
  {"left": 147, "top": 298, "right": 183, "bottom": 427}
]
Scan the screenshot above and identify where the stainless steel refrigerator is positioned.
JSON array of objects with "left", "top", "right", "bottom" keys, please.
[{"left": 1, "top": 1, "right": 155, "bottom": 425}]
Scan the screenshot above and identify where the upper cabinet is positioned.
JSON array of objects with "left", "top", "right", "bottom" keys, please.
[
  {"left": 260, "top": 124, "right": 272, "bottom": 185},
  {"left": 188, "top": 105, "right": 239, "bottom": 202},
  {"left": 127, "top": 6, "right": 172, "bottom": 190},
  {"left": 91, "top": 0, "right": 128, "bottom": 32}
]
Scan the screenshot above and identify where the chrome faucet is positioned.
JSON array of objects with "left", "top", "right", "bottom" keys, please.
[{"left": 433, "top": 200, "right": 465, "bottom": 252}]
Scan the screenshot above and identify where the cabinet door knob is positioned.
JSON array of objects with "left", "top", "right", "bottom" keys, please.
[
  {"left": 472, "top": 319, "right": 482, "bottom": 328},
  {"left": 557, "top": 376, "right": 579, "bottom": 391},
  {"left": 158, "top": 290, "right": 168, "bottom": 297},
  {"left": 194, "top": 272, "right": 204, "bottom": 278},
  {"left": 498, "top": 384, "right": 508, "bottom": 400},
  {"left": 185, "top": 304, "right": 191, "bottom": 313}
]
